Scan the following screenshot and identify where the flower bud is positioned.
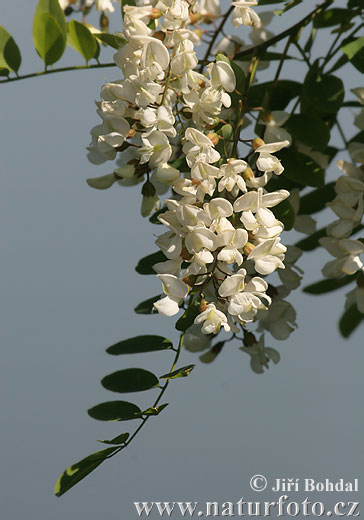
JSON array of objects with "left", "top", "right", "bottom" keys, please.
[
  {"left": 252, "top": 137, "right": 265, "bottom": 150},
  {"left": 141, "top": 180, "right": 156, "bottom": 197},
  {"left": 200, "top": 299, "right": 209, "bottom": 312},
  {"left": 243, "top": 166, "right": 255, "bottom": 180},
  {"left": 243, "top": 242, "right": 255, "bottom": 255},
  {"left": 207, "top": 132, "right": 219, "bottom": 146},
  {"left": 190, "top": 11, "right": 202, "bottom": 23},
  {"left": 261, "top": 111, "right": 273, "bottom": 123},
  {"left": 99, "top": 12, "right": 109, "bottom": 32},
  {"left": 151, "top": 8, "right": 162, "bottom": 19},
  {"left": 127, "top": 128, "right": 136, "bottom": 139},
  {"left": 193, "top": 28, "right": 203, "bottom": 40}
]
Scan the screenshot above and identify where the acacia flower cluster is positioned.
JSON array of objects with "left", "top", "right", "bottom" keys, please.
[
  {"left": 85, "top": 0, "right": 297, "bottom": 339},
  {"left": 320, "top": 88, "right": 364, "bottom": 314}
]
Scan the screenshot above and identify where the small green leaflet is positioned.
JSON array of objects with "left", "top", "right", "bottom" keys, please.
[
  {"left": 160, "top": 364, "right": 195, "bottom": 379},
  {"left": 303, "top": 275, "right": 357, "bottom": 295},
  {"left": 0, "top": 26, "right": 21, "bottom": 73},
  {"left": 339, "top": 304, "right": 364, "bottom": 338},
  {"left": 88, "top": 401, "right": 142, "bottom": 421},
  {"left": 68, "top": 20, "right": 97, "bottom": 63},
  {"left": 134, "top": 295, "right": 161, "bottom": 314},
  {"left": 139, "top": 403, "right": 169, "bottom": 416},
  {"left": 135, "top": 251, "right": 167, "bottom": 275},
  {"left": 98, "top": 433, "right": 130, "bottom": 445}
]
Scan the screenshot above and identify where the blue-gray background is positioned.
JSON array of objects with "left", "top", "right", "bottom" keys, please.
[{"left": 1, "top": 1, "right": 363, "bottom": 518}]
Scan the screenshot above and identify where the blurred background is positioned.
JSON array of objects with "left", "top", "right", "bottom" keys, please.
[{"left": 1, "top": 1, "right": 363, "bottom": 518}]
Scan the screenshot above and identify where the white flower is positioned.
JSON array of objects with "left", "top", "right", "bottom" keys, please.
[
  {"left": 139, "top": 131, "right": 172, "bottom": 167},
  {"left": 255, "top": 140, "right": 290, "bottom": 174},
  {"left": 217, "top": 229, "right": 248, "bottom": 265},
  {"left": 194, "top": 303, "right": 230, "bottom": 334},
  {"left": 247, "top": 237, "right": 287, "bottom": 275},
  {"left": 154, "top": 274, "right": 189, "bottom": 316},
  {"left": 231, "top": 0, "right": 261, "bottom": 28},
  {"left": 320, "top": 237, "right": 364, "bottom": 277},
  {"left": 208, "top": 61, "right": 236, "bottom": 92},
  {"left": 218, "top": 159, "right": 248, "bottom": 196},
  {"left": 260, "top": 111, "right": 292, "bottom": 144},
  {"left": 183, "top": 128, "right": 220, "bottom": 166},
  {"left": 155, "top": 231, "right": 182, "bottom": 260}
]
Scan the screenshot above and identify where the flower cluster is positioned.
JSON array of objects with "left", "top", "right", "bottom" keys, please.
[
  {"left": 320, "top": 88, "right": 364, "bottom": 314},
  {"left": 59, "top": 0, "right": 116, "bottom": 12},
  {"left": 85, "top": 0, "right": 298, "bottom": 339}
]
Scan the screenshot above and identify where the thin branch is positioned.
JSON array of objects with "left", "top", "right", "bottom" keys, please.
[
  {"left": 199, "top": 6, "right": 234, "bottom": 71},
  {"left": 0, "top": 62, "right": 116, "bottom": 85}
]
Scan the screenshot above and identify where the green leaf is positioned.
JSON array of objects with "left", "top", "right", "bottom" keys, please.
[
  {"left": 32, "top": 12, "right": 66, "bottom": 66},
  {"left": 0, "top": 26, "right": 21, "bottom": 73},
  {"left": 35, "top": 0, "right": 67, "bottom": 34},
  {"left": 284, "top": 114, "right": 330, "bottom": 152},
  {"left": 175, "top": 298, "right": 201, "bottom": 332},
  {"left": 298, "top": 183, "right": 336, "bottom": 215},
  {"left": 55, "top": 447, "right": 119, "bottom": 497},
  {"left": 274, "top": 0, "right": 303, "bottom": 15},
  {"left": 248, "top": 80, "right": 301, "bottom": 110},
  {"left": 339, "top": 304, "right": 364, "bottom": 338},
  {"left": 341, "top": 36, "right": 364, "bottom": 60},
  {"left": 216, "top": 123, "right": 234, "bottom": 157},
  {"left": 302, "top": 72, "right": 344, "bottom": 114},
  {"left": 135, "top": 251, "right": 167, "bottom": 275},
  {"left": 134, "top": 295, "right": 161, "bottom": 315},
  {"left": 199, "top": 341, "right": 225, "bottom": 363},
  {"left": 313, "top": 8, "right": 354, "bottom": 28},
  {"left": 88, "top": 401, "right": 142, "bottom": 421},
  {"left": 160, "top": 364, "right": 195, "bottom": 379},
  {"left": 342, "top": 37, "right": 364, "bottom": 73},
  {"left": 106, "top": 335, "right": 173, "bottom": 355},
  {"left": 295, "top": 224, "right": 364, "bottom": 252},
  {"left": 94, "top": 32, "right": 126, "bottom": 49},
  {"left": 271, "top": 199, "right": 295, "bottom": 231},
  {"left": 86, "top": 173, "right": 116, "bottom": 190},
  {"left": 279, "top": 148, "right": 325, "bottom": 188},
  {"left": 303, "top": 275, "right": 357, "bottom": 295},
  {"left": 170, "top": 154, "right": 189, "bottom": 172},
  {"left": 68, "top": 20, "right": 96, "bottom": 63},
  {"left": 98, "top": 432, "right": 130, "bottom": 445},
  {"left": 102, "top": 368, "right": 160, "bottom": 393},
  {"left": 139, "top": 403, "right": 169, "bottom": 416}
]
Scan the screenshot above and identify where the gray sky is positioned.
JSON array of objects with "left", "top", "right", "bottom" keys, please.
[{"left": 1, "top": 1, "right": 363, "bottom": 519}]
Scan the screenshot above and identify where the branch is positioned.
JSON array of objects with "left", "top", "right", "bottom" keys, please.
[
  {"left": 0, "top": 62, "right": 116, "bottom": 85},
  {"left": 234, "top": 0, "right": 334, "bottom": 60}
]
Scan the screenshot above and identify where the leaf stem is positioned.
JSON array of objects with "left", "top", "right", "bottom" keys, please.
[{"left": 199, "top": 6, "right": 234, "bottom": 72}]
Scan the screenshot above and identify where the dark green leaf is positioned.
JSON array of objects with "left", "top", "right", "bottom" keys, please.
[
  {"left": 303, "top": 275, "right": 356, "bottom": 295},
  {"left": 313, "top": 8, "right": 355, "bottom": 28},
  {"left": 106, "top": 335, "right": 173, "bottom": 355},
  {"left": 55, "top": 447, "right": 118, "bottom": 497},
  {"left": 88, "top": 401, "right": 142, "bottom": 421},
  {"left": 302, "top": 72, "right": 344, "bottom": 114},
  {"left": 339, "top": 304, "right": 364, "bottom": 338},
  {"left": 236, "top": 51, "right": 295, "bottom": 61},
  {"left": 98, "top": 432, "right": 130, "bottom": 445},
  {"left": 298, "top": 183, "right": 336, "bottom": 215},
  {"left": 102, "top": 368, "right": 159, "bottom": 393},
  {"left": 279, "top": 148, "right": 325, "bottom": 188},
  {"left": 199, "top": 341, "right": 225, "bottom": 363},
  {"left": 341, "top": 36, "right": 364, "bottom": 60},
  {"left": 160, "top": 364, "right": 195, "bottom": 379},
  {"left": 149, "top": 206, "right": 168, "bottom": 225},
  {"left": 134, "top": 295, "right": 161, "bottom": 314},
  {"left": 0, "top": 26, "right": 21, "bottom": 73},
  {"left": 135, "top": 251, "right": 167, "bottom": 275},
  {"left": 33, "top": 12, "right": 66, "bottom": 66},
  {"left": 175, "top": 298, "right": 201, "bottom": 332},
  {"left": 271, "top": 199, "right": 295, "bottom": 231},
  {"left": 94, "top": 32, "right": 126, "bottom": 49},
  {"left": 294, "top": 227, "right": 327, "bottom": 251},
  {"left": 68, "top": 20, "right": 96, "bottom": 63},
  {"left": 284, "top": 114, "right": 330, "bottom": 152},
  {"left": 248, "top": 80, "right": 301, "bottom": 110}
]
